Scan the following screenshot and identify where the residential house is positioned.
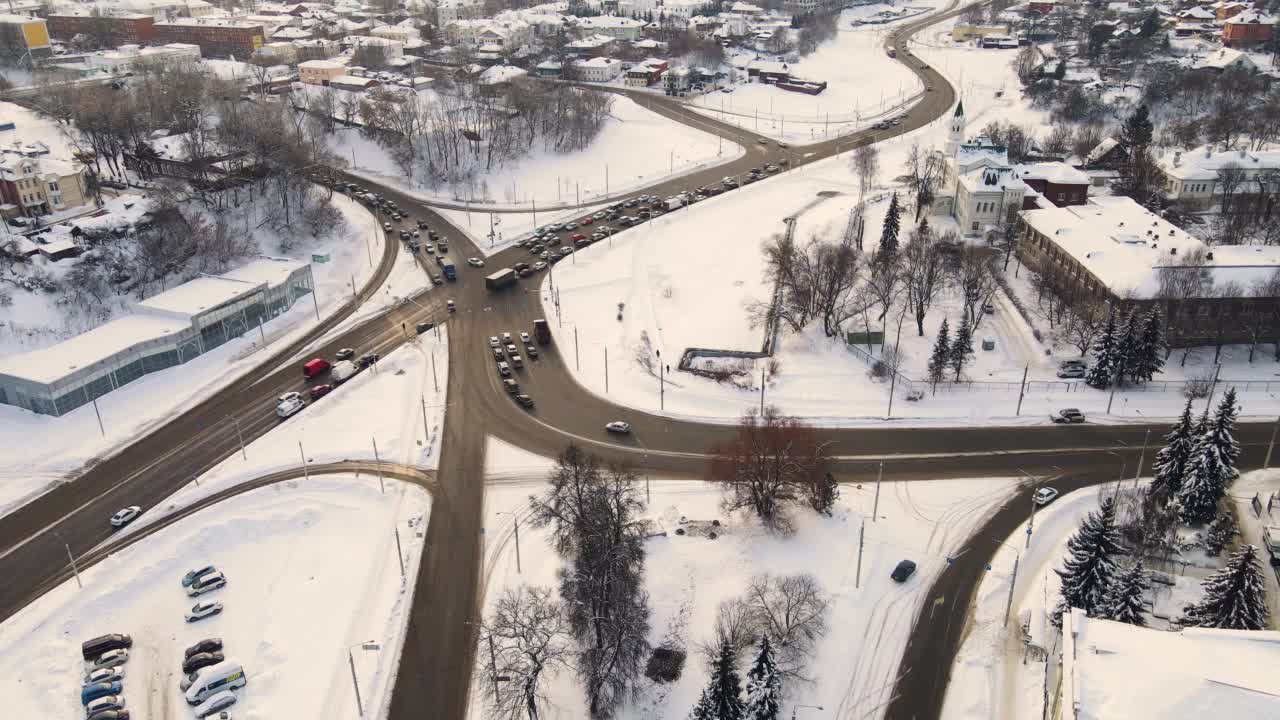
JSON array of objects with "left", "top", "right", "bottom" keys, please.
[
  {"left": 1193, "top": 47, "right": 1257, "bottom": 72},
  {"left": 573, "top": 56, "right": 622, "bottom": 82},
  {"left": 1216, "top": 1, "right": 1250, "bottom": 21},
  {"left": 293, "top": 37, "right": 339, "bottom": 60},
  {"left": 298, "top": 58, "right": 346, "bottom": 85},
  {"left": 574, "top": 15, "right": 645, "bottom": 41},
  {"left": 1223, "top": 10, "right": 1274, "bottom": 46},
  {"left": 87, "top": 42, "right": 202, "bottom": 73},
  {"left": 328, "top": 74, "right": 380, "bottom": 92},
  {"left": 1014, "top": 162, "right": 1091, "bottom": 207},
  {"left": 625, "top": 57, "right": 666, "bottom": 86},
  {"left": 565, "top": 33, "right": 615, "bottom": 57},
  {"left": 664, "top": 65, "right": 691, "bottom": 95},
  {"left": 436, "top": 0, "right": 483, "bottom": 26},
  {"left": 1084, "top": 137, "right": 1127, "bottom": 170},
  {"left": 533, "top": 60, "right": 562, "bottom": 77},
  {"left": 0, "top": 151, "right": 89, "bottom": 218},
  {"left": 1157, "top": 144, "right": 1280, "bottom": 206}
]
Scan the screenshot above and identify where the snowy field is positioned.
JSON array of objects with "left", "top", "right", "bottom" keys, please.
[
  {"left": 336, "top": 94, "right": 742, "bottom": 209},
  {"left": 474, "top": 438, "right": 1018, "bottom": 720},
  {"left": 686, "top": 5, "right": 935, "bottom": 144},
  {"left": 0, "top": 194, "right": 405, "bottom": 517},
  {"left": 0, "top": 474, "right": 430, "bottom": 720},
  {"left": 533, "top": 16, "right": 1280, "bottom": 425}
]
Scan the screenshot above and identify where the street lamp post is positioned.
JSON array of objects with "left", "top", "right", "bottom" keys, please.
[{"left": 346, "top": 640, "right": 376, "bottom": 717}]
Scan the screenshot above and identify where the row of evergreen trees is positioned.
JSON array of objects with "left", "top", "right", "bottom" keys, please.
[
  {"left": 1149, "top": 390, "right": 1241, "bottom": 525},
  {"left": 926, "top": 316, "right": 974, "bottom": 384},
  {"left": 1054, "top": 387, "right": 1268, "bottom": 631},
  {"left": 1085, "top": 308, "right": 1165, "bottom": 389},
  {"left": 689, "top": 637, "right": 782, "bottom": 720}
]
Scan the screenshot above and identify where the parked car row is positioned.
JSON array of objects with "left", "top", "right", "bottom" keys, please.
[
  {"left": 80, "top": 633, "right": 133, "bottom": 720},
  {"left": 178, "top": 566, "right": 241, "bottom": 718}
]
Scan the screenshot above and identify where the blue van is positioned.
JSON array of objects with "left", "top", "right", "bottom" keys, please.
[{"left": 81, "top": 681, "right": 122, "bottom": 705}]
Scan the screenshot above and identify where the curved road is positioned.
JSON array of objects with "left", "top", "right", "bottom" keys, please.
[{"left": 0, "top": 4, "right": 1260, "bottom": 720}]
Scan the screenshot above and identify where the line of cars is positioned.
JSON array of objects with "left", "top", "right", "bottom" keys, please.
[
  {"left": 178, "top": 565, "right": 243, "bottom": 718},
  {"left": 80, "top": 633, "right": 133, "bottom": 720},
  {"left": 489, "top": 320, "right": 553, "bottom": 407},
  {"left": 277, "top": 349, "right": 381, "bottom": 419}
]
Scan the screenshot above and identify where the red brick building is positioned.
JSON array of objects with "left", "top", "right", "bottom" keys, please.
[
  {"left": 1223, "top": 11, "right": 1274, "bottom": 46},
  {"left": 1015, "top": 163, "right": 1091, "bottom": 208},
  {"left": 1027, "top": 0, "right": 1057, "bottom": 14},
  {"left": 153, "top": 19, "right": 265, "bottom": 58},
  {"left": 47, "top": 13, "right": 155, "bottom": 47}
]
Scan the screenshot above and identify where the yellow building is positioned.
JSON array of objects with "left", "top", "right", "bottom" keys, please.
[
  {"left": 0, "top": 14, "right": 50, "bottom": 59},
  {"left": 951, "top": 24, "right": 1012, "bottom": 42}
]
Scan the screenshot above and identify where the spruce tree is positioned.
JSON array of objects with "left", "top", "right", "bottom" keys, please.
[
  {"left": 743, "top": 637, "right": 781, "bottom": 720},
  {"left": 1115, "top": 311, "right": 1138, "bottom": 384},
  {"left": 706, "top": 638, "right": 744, "bottom": 720},
  {"left": 1085, "top": 307, "right": 1118, "bottom": 389},
  {"left": 1054, "top": 497, "right": 1122, "bottom": 624},
  {"left": 809, "top": 471, "right": 839, "bottom": 517},
  {"left": 950, "top": 318, "right": 974, "bottom": 380},
  {"left": 1181, "top": 544, "right": 1270, "bottom": 630},
  {"left": 689, "top": 689, "right": 713, "bottom": 720},
  {"left": 1101, "top": 560, "right": 1149, "bottom": 626},
  {"left": 879, "top": 192, "right": 901, "bottom": 263},
  {"left": 1204, "top": 512, "right": 1236, "bottom": 557},
  {"left": 1148, "top": 399, "right": 1196, "bottom": 503},
  {"left": 1177, "top": 389, "right": 1241, "bottom": 525},
  {"left": 1132, "top": 310, "right": 1165, "bottom": 383},
  {"left": 927, "top": 317, "right": 951, "bottom": 386}
]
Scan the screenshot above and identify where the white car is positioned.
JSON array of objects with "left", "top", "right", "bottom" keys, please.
[
  {"left": 276, "top": 395, "right": 305, "bottom": 419},
  {"left": 85, "top": 695, "right": 125, "bottom": 715},
  {"left": 109, "top": 506, "right": 141, "bottom": 528},
  {"left": 1033, "top": 487, "right": 1060, "bottom": 506},
  {"left": 187, "top": 570, "right": 227, "bottom": 597},
  {"left": 467, "top": 257, "right": 485, "bottom": 267},
  {"left": 92, "top": 648, "right": 129, "bottom": 669},
  {"left": 277, "top": 391, "right": 301, "bottom": 404},
  {"left": 84, "top": 667, "right": 123, "bottom": 684},
  {"left": 193, "top": 690, "right": 237, "bottom": 718},
  {"left": 186, "top": 601, "right": 224, "bottom": 623},
  {"left": 488, "top": 336, "right": 500, "bottom": 348},
  {"left": 605, "top": 421, "right": 631, "bottom": 434},
  {"left": 519, "top": 332, "right": 531, "bottom": 344}
]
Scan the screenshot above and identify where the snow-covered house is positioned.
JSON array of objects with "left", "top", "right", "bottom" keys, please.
[
  {"left": 565, "top": 34, "right": 615, "bottom": 57},
  {"left": 936, "top": 103, "right": 1027, "bottom": 234},
  {"left": 573, "top": 15, "right": 644, "bottom": 41},
  {"left": 1157, "top": 144, "right": 1280, "bottom": 206},
  {"left": 573, "top": 56, "right": 622, "bottom": 82},
  {"left": 1059, "top": 608, "right": 1280, "bottom": 719},
  {"left": 1193, "top": 47, "right": 1257, "bottom": 72}
]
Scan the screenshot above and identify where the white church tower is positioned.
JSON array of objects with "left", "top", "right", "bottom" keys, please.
[{"left": 945, "top": 100, "right": 965, "bottom": 158}]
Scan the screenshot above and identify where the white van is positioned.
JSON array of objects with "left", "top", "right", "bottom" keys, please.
[
  {"left": 185, "top": 662, "right": 246, "bottom": 706},
  {"left": 331, "top": 360, "right": 358, "bottom": 385}
]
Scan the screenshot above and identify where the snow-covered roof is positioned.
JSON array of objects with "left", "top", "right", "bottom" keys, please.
[
  {"left": 1193, "top": 47, "right": 1256, "bottom": 70},
  {"left": 1160, "top": 145, "right": 1280, "bottom": 181},
  {"left": 1177, "top": 6, "right": 1216, "bottom": 19},
  {"left": 1015, "top": 162, "right": 1090, "bottom": 186},
  {"left": 299, "top": 59, "right": 345, "bottom": 70},
  {"left": 1062, "top": 608, "right": 1280, "bottom": 720},
  {"left": 574, "top": 15, "right": 644, "bottom": 29},
  {"left": 955, "top": 138, "right": 1010, "bottom": 172},
  {"left": 957, "top": 166, "right": 1025, "bottom": 193},
  {"left": 1086, "top": 137, "right": 1120, "bottom": 164},
  {"left": 1020, "top": 196, "right": 1280, "bottom": 298},
  {"left": 575, "top": 56, "right": 621, "bottom": 67},
  {"left": 138, "top": 276, "right": 263, "bottom": 318},
  {"left": 219, "top": 256, "right": 308, "bottom": 287},
  {"left": 566, "top": 33, "right": 614, "bottom": 48},
  {"left": 1226, "top": 10, "right": 1275, "bottom": 25},
  {"left": 479, "top": 64, "right": 527, "bottom": 84},
  {"left": 0, "top": 314, "right": 193, "bottom": 384}
]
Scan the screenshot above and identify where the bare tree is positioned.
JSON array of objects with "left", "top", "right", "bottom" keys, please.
[
  {"left": 902, "top": 224, "right": 949, "bottom": 336},
  {"left": 852, "top": 144, "right": 880, "bottom": 199},
  {"left": 951, "top": 241, "right": 1000, "bottom": 329},
  {"left": 698, "top": 597, "right": 758, "bottom": 667},
  {"left": 903, "top": 143, "right": 945, "bottom": 219},
  {"left": 1062, "top": 296, "right": 1108, "bottom": 356},
  {"left": 709, "top": 407, "right": 831, "bottom": 533},
  {"left": 742, "top": 573, "right": 830, "bottom": 680},
  {"left": 480, "top": 585, "right": 573, "bottom": 720}
]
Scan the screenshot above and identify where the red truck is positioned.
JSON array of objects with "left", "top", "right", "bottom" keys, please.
[{"left": 303, "top": 358, "right": 331, "bottom": 378}]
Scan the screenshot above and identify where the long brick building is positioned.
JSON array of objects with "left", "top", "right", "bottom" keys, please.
[
  {"left": 153, "top": 18, "right": 264, "bottom": 58},
  {"left": 47, "top": 13, "right": 155, "bottom": 47}
]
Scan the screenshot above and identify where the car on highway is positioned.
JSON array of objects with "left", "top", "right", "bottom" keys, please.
[
  {"left": 448, "top": 299, "right": 456, "bottom": 312},
  {"left": 92, "top": 649, "right": 130, "bottom": 669},
  {"left": 510, "top": 354, "right": 523, "bottom": 368},
  {"left": 1050, "top": 408, "right": 1086, "bottom": 424},
  {"left": 515, "top": 394, "right": 534, "bottom": 408},
  {"left": 357, "top": 353, "right": 380, "bottom": 369},
  {"left": 309, "top": 384, "right": 333, "bottom": 400},
  {"left": 183, "top": 650, "right": 225, "bottom": 675},
  {"left": 498, "top": 361, "right": 511, "bottom": 377},
  {"left": 184, "top": 638, "right": 223, "bottom": 658},
  {"left": 605, "top": 421, "right": 631, "bottom": 434},
  {"left": 193, "top": 690, "right": 237, "bottom": 719},
  {"left": 532, "top": 261, "right": 548, "bottom": 271},
  {"left": 85, "top": 667, "right": 124, "bottom": 685},
  {"left": 580, "top": 216, "right": 594, "bottom": 225},
  {"left": 1056, "top": 366, "right": 1086, "bottom": 379},
  {"left": 489, "top": 336, "right": 500, "bottom": 348},
  {"left": 525, "top": 345, "right": 538, "bottom": 358},
  {"left": 278, "top": 390, "right": 302, "bottom": 404},
  {"left": 890, "top": 559, "right": 917, "bottom": 582},
  {"left": 503, "top": 379, "right": 520, "bottom": 394},
  {"left": 467, "top": 257, "right": 485, "bottom": 267},
  {"left": 563, "top": 222, "right": 578, "bottom": 231},
  {"left": 276, "top": 393, "right": 305, "bottom": 419},
  {"left": 519, "top": 332, "right": 531, "bottom": 344},
  {"left": 109, "top": 506, "right": 141, "bottom": 528},
  {"left": 1033, "top": 487, "right": 1060, "bottom": 506},
  {"left": 303, "top": 357, "right": 331, "bottom": 378},
  {"left": 182, "top": 566, "right": 218, "bottom": 587},
  {"left": 186, "top": 600, "right": 223, "bottom": 623},
  {"left": 187, "top": 570, "right": 226, "bottom": 596}
]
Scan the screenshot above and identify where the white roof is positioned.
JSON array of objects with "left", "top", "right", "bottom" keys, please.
[
  {"left": 219, "top": 256, "right": 306, "bottom": 286},
  {"left": 1194, "top": 48, "right": 1255, "bottom": 70},
  {"left": 566, "top": 33, "right": 614, "bottom": 48},
  {"left": 137, "top": 276, "right": 261, "bottom": 317},
  {"left": 1227, "top": 10, "right": 1274, "bottom": 25},
  {"left": 575, "top": 16, "right": 643, "bottom": 28},
  {"left": 1021, "top": 196, "right": 1280, "bottom": 297},
  {"left": 479, "top": 64, "right": 527, "bottom": 84},
  {"left": 1064, "top": 609, "right": 1280, "bottom": 719},
  {"left": 1086, "top": 137, "right": 1120, "bottom": 164},
  {"left": 1015, "top": 162, "right": 1090, "bottom": 186},
  {"left": 1161, "top": 145, "right": 1280, "bottom": 181},
  {"left": 0, "top": 314, "right": 192, "bottom": 384},
  {"left": 576, "top": 56, "right": 620, "bottom": 67},
  {"left": 299, "top": 59, "right": 344, "bottom": 69}
]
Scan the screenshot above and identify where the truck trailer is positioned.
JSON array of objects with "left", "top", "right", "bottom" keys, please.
[{"left": 485, "top": 268, "right": 517, "bottom": 290}]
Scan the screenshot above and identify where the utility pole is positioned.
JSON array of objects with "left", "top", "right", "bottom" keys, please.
[
  {"left": 574, "top": 326, "right": 580, "bottom": 371},
  {"left": 855, "top": 521, "right": 865, "bottom": 589},
  {"left": 372, "top": 438, "right": 385, "bottom": 494},
  {"left": 229, "top": 414, "right": 246, "bottom": 461},
  {"left": 394, "top": 527, "right": 405, "bottom": 577},
  {"left": 1026, "top": 483, "right": 1038, "bottom": 549},
  {"left": 760, "top": 366, "right": 765, "bottom": 413},
  {"left": 1135, "top": 428, "right": 1150, "bottom": 481},
  {"left": 604, "top": 347, "right": 609, "bottom": 393},
  {"left": 91, "top": 396, "right": 105, "bottom": 436},
  {"left": 65, "top": 542, "right": 82, "bottom": 589},
  {"left": 487, "top": 632, "right": 501, "bottom": 700},
  {"left": 421, "top": 394, "right": 430, "bottom": 446},
  {"left": 873, "top": 461, "right": 883, "bottom": 522},
  {"left": 1016, "top": 364, "right": 1028, "bottom": 416},
  {"left": 431, "top": 352, "right": 438, "bottom": 392},
  {"left": 886, "top": 371, "right": 897, "bottom": 418},
  {"left": 1205, "top": 364, "right": 1222, "bottom": 412},
  {"left": 348, "top": 648, "right": 365, "bottom": 717},
  {"left": 512, "top": 514, "right": 522, "bottom": 574},
  {"left": 1003, "top": 553, "right": 1020, "bottom": 626},
  {"left": 311, "top": 284, "right": 320, "bottom": 321},
  {"left": 299, "top": 442, "right": 309, "bottom": 481}
]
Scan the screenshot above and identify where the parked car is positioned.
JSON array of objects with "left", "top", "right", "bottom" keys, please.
[
  {"left": 109, "top": 506, "right": 141, "bottom": 528},
  {"left": 489, "top": 336, "right": 500, "bottom": 348},
  {"left": 605, "top": 421, "right": 631, "bottom": 434},
  {"left": 86, "top": 711, "right": 130, "bottom": 720},
  {"left": 82, "top": 635, "right": 132, "bottom": 662},
  {"left": 890, "top": 559, "right": 917, "bottom": 582},
  {"left": 85, "top": 695, "right": 126, "bottom": 716},
  {"left": 1059, "top": 358, "right": 1087, "bottom": 368},
  {"left": 92, "top": 649, "right": 130, "bottom": 669},
  {"left": 182, "top": 651, "right": 225, "bottom": 675},
  {"left": 187, "top": 571, "right": 226, "bottom": 597},
  {"left": 1033, "top": 487, "right": 1060, "bottom": 506},
  {"left": 84, "top": 667, "right": 123, "bottom": 685},
  {"left": 447, "top": 299, "right": 456, "bottom": 312},
  {"left": 1056, "top": 366, "right": 1086, "bottom": 379},
  {"left": 81, "top": 681, "right": 123, "bottom": 706},
  {"left": 181, "top": 566, "right": 217, "bottom": 588},
  {"left": 184, "top": 638, "right": 223, "bottom": 659},
  {"left": 356, "top": 353, "right": 380, "bottom": 369},
  {"left": 193, "top": 690, "right": 237, "bottom": 719},
  {"left": 186, "top": 601, "right": 224, "bottom": 623},
  {"left": 1050, "top": 408, "right": 1086, "bottom": 424}
]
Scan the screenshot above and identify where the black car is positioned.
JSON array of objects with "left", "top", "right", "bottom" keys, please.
[
  {"left": 184, "top": 638, "right": 223, "bottom": 659},
  {"left": 890, "top": 560, "right": 917, "bottom": 583},
  {"left": 357, "top": 353, "right": 380, "bottom": 369},
  {"left": 417, "top": 220, "right": 429, "bottom": 229},
  {"left": 416, "top": 321, "right": 435, "bottom": 334},
  {"left": 182, "top": 650, "right": 225, "bottom": 675},
  {"left": 515, "top": 394, "right": 534, "bottom": 408}
]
